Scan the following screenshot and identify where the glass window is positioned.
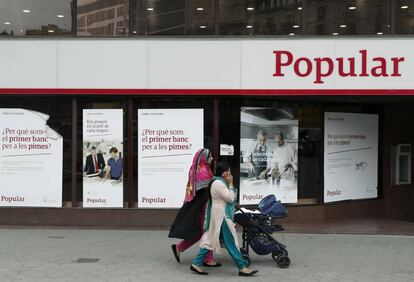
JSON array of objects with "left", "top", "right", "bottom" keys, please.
[
  {"left": 77, "top": 0, "right": 129, "bottom": 36},
  {"left": 392, "top": 144, "right": 412, "bottom": 185},
  {"left": 219, "top": 0, "right": 303, "bottom": 36},
  {"left": 395, "top": 0, "right": 413, "bottom": 34},
  {"left": 77, "top": 97, "right": 128, "bottom": 203},
  {"left": 306, "top": 0, "right": 392, "bottom": 36},
  {"left": 0, "top": 96, "right": 73, "bottom": 203},
  {"left": 228, "top": 98, "right": 322, "bottom": 205},
  {"left": 132, "top": 97, "right": 214, "bottom": 205},
  {"left": 130, "top": 0, "right": 213, "bottom": 36},
  {"left": 0, "top": 0, "right": 73, "bottom": 36}
]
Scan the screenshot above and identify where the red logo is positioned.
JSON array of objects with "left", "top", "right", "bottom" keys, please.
[{"left": 273, "top": 50, "right": 405, "bottom": 84}]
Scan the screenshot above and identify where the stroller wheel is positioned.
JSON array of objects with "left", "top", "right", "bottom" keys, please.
[
  {"left": 242, "top": 254, "right": 251, "bottom": 267},
  {"left": 275, "top": 255, "right": 290, "bottom": 268},
  {"left": 271, "top": 250, "right": 285, "bottom": 261}
]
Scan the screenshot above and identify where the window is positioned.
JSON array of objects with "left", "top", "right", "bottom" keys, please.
[
  {"left": 392, "top": 144, "right": 412, "bottom": 185},
  {"left": 317, "top": 6, "right": 326, "bottom": 20}
]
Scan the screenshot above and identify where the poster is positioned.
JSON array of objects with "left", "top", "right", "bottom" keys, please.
[
  {"left": 324, "top": 112, "right": 378, "bottom": 203},
  {"left": 82, "top": 109, "right": 123, "bottom": 208},
  {"left": 240, "top": 107, "right": 298, "bottom": 204},
  {"left": 138, "top": 109, "right": 203, "bottom": 208},
  {"left": 0, "top": 108, "right": 62, "bottom": 207}
]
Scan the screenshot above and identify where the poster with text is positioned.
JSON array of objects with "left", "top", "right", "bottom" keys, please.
[
  {"left": 0, "top": 108, "right": 62, "bottom": 207},
  {"left": 83, "top": 109, "right": 123, "bottom": 208},
  {"left": 138, "top": 109, "right": 203, "bottom": 208},
  {"left": 240, "top": 107, "right": 298, "bottom": 204},
  {"left": 324, "top": 112, "right": 378, "bottom": 203}
]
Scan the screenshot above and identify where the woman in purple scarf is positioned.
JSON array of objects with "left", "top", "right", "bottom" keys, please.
[{"left": 168, "top": 148, "right": 220, "bottom": 267}]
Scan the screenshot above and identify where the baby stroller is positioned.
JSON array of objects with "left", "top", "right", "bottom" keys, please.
[{"left": 234, "top": 195, "right": 290, "bottom": 268}]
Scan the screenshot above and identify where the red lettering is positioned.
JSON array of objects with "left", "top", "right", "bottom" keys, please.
[
  {"left": 371, "top": 57, "right": 388, "bottom": 77},
  {"left": 273, "top": 51, "right": 293, "bottom": 77},
  {"left": 391, "top": 57, "right": 404, "bottom": 77},
  {"left": 314, "top": 57, "right": 334, "bottom": 83},
  {"left": 294, "top": 57, "right": 312, "bottom": 77},
  {"left": 271, "top": 49, "right": 405, "bottom": 83},
  {"left": 337, "top": 57, "right": 357, "bottom": 77},
  {"left": 359, "top": 49, "right": 369, "bottom": 77}
]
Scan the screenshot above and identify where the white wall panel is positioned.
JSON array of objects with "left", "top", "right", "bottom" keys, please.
[
  {"left": 0, "top": 40, "right": 57, "bottom": 88},
  {"left": 0, "top": 38, "right": 413, "bottom": 90},
  {"left": 57, "top": 40, "right": 148, "bottom": 88},
  {"left": 148, "top": 40, "right": 241, "bottom": 89}
]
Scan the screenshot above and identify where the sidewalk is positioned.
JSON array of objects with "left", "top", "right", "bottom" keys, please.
[{"left": 0, "top": 228, "right": 413, "bottom": 282}]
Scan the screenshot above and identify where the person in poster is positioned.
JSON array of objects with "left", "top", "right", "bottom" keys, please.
[
  {"left": 240, "top": 107, "right": 298, "bottom": 204},
  {"left": 260, "top": 132, "right": 297, "bottom": 182},
  {"left": 243, "top": 129, "right": 269, "bottom": 178},
  {"left": 104, "top": 147, "right": 123, "bottom": 180},
  {"left": 83, "top": 146, "right": 106, "bottom": 177}
]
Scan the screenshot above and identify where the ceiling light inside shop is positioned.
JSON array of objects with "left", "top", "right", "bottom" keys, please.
[
  {"left": 199, "top": 25, "right": 207, "bottom": 29},
  {"left": 289, "top": 33, "right": 295, "bottom": 36},
  {"left": 332, "top": 32, "right": 339, "bottom": 35},
  {"left": 4, "top": 22, "right": 11, "bottom": 25},
  {"left": 57, "top": 14, "right": 64, "bottom": 18},
  {"left": 246, "top": 25, "right": 253, "bottom": 29},
  {"left": 377, "top": 32, "right": 383, "bottom": 35},
  {"left": 132, "top": 30, "right": 137, "bottom": 34},
  {"left": 146, "top": 8, "right": 154, "bottom": 11},
  {"left": 48, "top": 29, "right": 54, "bottom": 33},
  {"left": 197, "top": 7, "right": 204, "bottom": 11},
  {"left": 348, "top": 6, "right": 356, "bottom": 10},
  {"left": 293, "top": 25, "right": 300, "bottom": 28},
  {"left": 298, "top": 7, "right": 303, "bottom": 10},
  {"left": 22, "top": 9, "right": 31, "bottom": 13},
  {"left": 247, "top": 7, "right": 254, "bottom": 11},
  {"left": 340, "top": 24, "right": 347, "bottom": 28},
  {"left": 401, "top": 6, "right": 408, "bottom": 9}
]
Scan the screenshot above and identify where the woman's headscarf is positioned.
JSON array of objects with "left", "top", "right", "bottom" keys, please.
[{"left": 184, "top": 148, "right": 213, "bottom": 203}]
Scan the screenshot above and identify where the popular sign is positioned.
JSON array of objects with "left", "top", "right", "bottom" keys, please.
[{"left": 273, "top": 50, "right": 405, "bottom": 84}]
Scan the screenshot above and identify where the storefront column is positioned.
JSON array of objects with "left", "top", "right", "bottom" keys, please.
[
  {"left": 127, "top": 98, "right": 134, "bottom": 208},
  {"left": 213, "top": 98, "right": 219, "bottom": 159},
  {"left": 71, "top": 97, "right": 77, "bottom": 207}
]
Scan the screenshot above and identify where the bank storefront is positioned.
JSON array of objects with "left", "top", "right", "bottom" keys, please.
[{"left": 0, "top": 38, "right": 413, "bottom": 227}]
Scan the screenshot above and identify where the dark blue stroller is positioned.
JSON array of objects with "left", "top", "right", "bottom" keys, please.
[{"left": 234, "top": 195, "right": 290, "bottom": 268}]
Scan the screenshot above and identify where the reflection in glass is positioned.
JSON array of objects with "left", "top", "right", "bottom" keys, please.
[
  {"left": 130, "top": 0, "right": 213, "bottom": 35},
  {"left": 0, "top": 0, "right": 73, "bottom": 36},
  {"left": 306, "top": 0, "right": 392, "bottom": 35},
  {"left": 395, "top": 0, "right": 414, "bottom": 34},
  {"left": 77, "top": 0, "right": 129, "bottom": 36},
  {"left": 0, "top": 0, "right": 413, "bottom": 38},
  {"left": 219, "top": 0, "right": 303, "bottom": 36}
]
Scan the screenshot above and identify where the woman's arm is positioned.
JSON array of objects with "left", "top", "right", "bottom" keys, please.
[{"left": 213, "top": 180, "right": 236, "bottom": 203}]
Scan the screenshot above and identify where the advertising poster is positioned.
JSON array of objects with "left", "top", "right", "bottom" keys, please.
[
  {"left": 240, "top": 107, "right": 298, "bottom": 204},
  {"left": 324, "top": 112, "right": 378, "bottom": 203},
  {"left": 83, "top": 109, "right": 123, "bottom": 208},
  {"left": 0, "top": 108, "right": 62, "bottom": 207},
  {"left": 138, "top": 109, "right": 203, "bottom": 208}
]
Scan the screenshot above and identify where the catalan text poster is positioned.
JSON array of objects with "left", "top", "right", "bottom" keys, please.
[
  {"left": 0, "top": 108, "right": 62, "bottom": 207},
  {"left": 138, "top": 109, "right": 203, "bottom": 208},
  {"left": 324, "top": 112, "right": 378, "bottom": 203},
  {"left": 83, "top": 109, "right": 123, "bottom": 208}
]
